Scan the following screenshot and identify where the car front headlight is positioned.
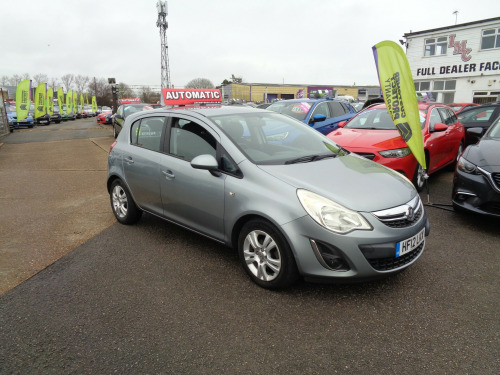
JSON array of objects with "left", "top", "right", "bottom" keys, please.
[
  {"left": 457, "top": 156, "right": 478, "bottom": 174},
  {"left": 297, "top": 189, "right": 372, "bottom": 234},
  {"left": 379, "top": 147, "right": 411, "bottom": 158}
]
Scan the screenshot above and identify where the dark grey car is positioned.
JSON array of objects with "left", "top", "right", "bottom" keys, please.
[{"left": 107, "top": 105, "right": 430, "bottom": 289}]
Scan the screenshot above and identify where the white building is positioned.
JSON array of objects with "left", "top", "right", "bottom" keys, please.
[{"left": 403, "top": 17, "right": 500, "bottom": 104}]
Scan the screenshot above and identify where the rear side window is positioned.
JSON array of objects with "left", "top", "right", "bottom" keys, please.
[
  {"left": 130, "top": 116, "right": 165, "bottom": 152},
  {"left": 330, "top": 101, "right": 348, "bottom": 117}
]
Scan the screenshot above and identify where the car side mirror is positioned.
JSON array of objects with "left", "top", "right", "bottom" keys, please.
[
  {"left": 337, "top": 121, "right": 347, "bottom": 128},
  {"left": 466, "top": 127, "right": 483, "bottom": 137},
  {"left": 191, "top": 154, "right": 221, "bottom": 176},
  {"left": 433, "top": 123, "right": 447, "bottom": 132},
  {"left": 309, "top": 114, "right": 327, "bottom": 124}
]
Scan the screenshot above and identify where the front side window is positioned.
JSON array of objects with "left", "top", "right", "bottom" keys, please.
[
  {"left": 424, "top": 37, "right": 447, "bottom": 56},
  {"left": 481, "top": 28, "right": 500, "bottom": 50},
  {"left": 169, "top": 118, "right": 217, "bottom": 162},
  {"left": 130, "top": 116, "right": 165, "bottom": 152},
  {"left": 311, "top": 102, "right": 330, "bottom": 119},
  {"left": 437, "top": 108, "right": 456, "bottom": 126},
  {"left": 429, "top": 108, "right": 443, "bottom": 131}
]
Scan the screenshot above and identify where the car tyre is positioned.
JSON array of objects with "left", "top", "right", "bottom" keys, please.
[
  {"left": 448, "top": 141, "right": 464, "bottom": 171},
  {"left": 238, "top": 219, "right": 298, "bottom": 289},
  {"left": 110, "top": 179, "right": 142, "bottom": 225},
  {"left": 412, "top": 163, "right": 426, "bottom": 192}
]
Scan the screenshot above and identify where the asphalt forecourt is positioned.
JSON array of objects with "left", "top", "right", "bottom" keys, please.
[{"left": 0, "top": 116, "right": 498, "bottom": 373}]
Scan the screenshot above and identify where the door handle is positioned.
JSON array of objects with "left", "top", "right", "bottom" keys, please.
[
  {"left": 162, "top": 170, "right": 175, "bottom": 180},
  {"left": 125, "top": 156, "right": 134, "bottom": 164}
]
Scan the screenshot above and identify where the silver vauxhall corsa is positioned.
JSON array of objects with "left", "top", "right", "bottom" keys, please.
[{"left": 107, "top": 105, "right": 430, "bottom": 289}]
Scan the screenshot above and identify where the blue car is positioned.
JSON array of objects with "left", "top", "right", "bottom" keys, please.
[
  {"left": 4, "top": 103, "right": 34, "bottom": 130},
  {"left": 266, "top": 98, "right": 357, "bottom": 135}
]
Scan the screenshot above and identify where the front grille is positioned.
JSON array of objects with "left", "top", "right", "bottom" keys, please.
[
  {"left": 368, "top": 242, "right": 424, "bottom": 271},
  {"left": 492, "top": 173, "right": 500, "bottom": 190},
  {"left": 372, "top": 196, "right": 423, "bottom": 228},
  {"left": 356, "top": 152, "right": 376, "bottom": 160}
]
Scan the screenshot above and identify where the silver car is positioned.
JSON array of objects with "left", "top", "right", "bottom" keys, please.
[{"left": 107, "top": 106, "right": 430, "bottom": 289}]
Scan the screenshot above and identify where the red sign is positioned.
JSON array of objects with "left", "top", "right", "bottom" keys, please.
[
  {"left": 120, "top": 98, "right": 142, "bottom": 104},
  {"left": 162, "top": 89, "right": 221, "bottom": 106}
]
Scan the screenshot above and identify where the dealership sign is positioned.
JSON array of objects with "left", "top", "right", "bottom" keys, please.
[
  {"left": 416, "top": 33, "right": 499, "bottom": 77},
  {"left": 162, "top": 89, "right": 221, "bottom": 105},
  {"left": 120, "top": 98, "right": 141, "bottom": 104}
]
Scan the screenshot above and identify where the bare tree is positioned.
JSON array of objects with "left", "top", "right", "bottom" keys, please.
[
  {"left": 87, "top": 78, "right": 113, "bottom": 107},
  {"left": 1, "top": 76, "right": 9, "bottom": 86},
  {"left": 138, "top": 86, "right": 161, "bottom": 103},
  {"left": 49, "top": 77, "right": 61, "bottom": 91},
  {"left": 32, "top": 74, "right": 49, "bottom": 87},
  {"left": 74, "top": 75, "right": 90, "bottom": 93},
  {"left": 117, "top": 82, "right": 135, "bottom": 98},
  {"left": 185, "top": 78, "right": 215, "bottom": 89},
  {"left": 8, "top": 74, "right": 25, "bottom": 86},
  {"left": 61, "top": 74, "right": 75, "bottom": 91}
]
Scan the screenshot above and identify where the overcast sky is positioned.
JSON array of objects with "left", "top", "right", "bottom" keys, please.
[{"left": 1, "top": 0, "right": 499, "bottom": 89}]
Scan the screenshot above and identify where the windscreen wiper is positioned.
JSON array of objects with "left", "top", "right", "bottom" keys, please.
[{"left": 285, "top": 154, "right": 337, "bottom": 164}]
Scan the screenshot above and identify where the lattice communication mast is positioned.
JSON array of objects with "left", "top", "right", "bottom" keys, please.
[{"left": 156, "top": 1, "right": 171, "bottom": 89}]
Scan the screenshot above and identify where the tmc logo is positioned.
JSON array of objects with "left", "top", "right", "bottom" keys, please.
[{"left": 448, "top": 34, "right": 472, "bottom": 62}]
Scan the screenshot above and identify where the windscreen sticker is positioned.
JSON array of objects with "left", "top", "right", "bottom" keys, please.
[{"left": 291, "top": 103, "right": 311, "bottom": 113}]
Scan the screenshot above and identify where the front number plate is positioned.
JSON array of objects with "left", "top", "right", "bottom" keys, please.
[{"left": 396, "top": 228, "right": 425, "bottom": 257}]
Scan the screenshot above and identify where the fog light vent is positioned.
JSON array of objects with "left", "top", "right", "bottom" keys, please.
[{"left": 310, "top": 240, "right": 350, "bottom": 272}]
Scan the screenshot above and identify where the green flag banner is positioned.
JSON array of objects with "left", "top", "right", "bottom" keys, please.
[
  {"left": 57, "top": 87, "right": 64, "bottom": 112},
  {"left": 86, "top": 92, "right": 89, "bottom": 107},
  {"left": 67, "top": 90, "right": 73, "bottom": 114},
  {"left": 15, "top": 79, "right": 31, "bottom": 121},
  {"left": 80, "top": 93, "right": 84, "bottom": 112},
  {"left": 34, "top": 83, "right": 47, "bottom": 119},
  {"left": 92, "top": 96, "right": 97, "bottom": 113},
  {"left": 372, "top": 41, "right": 426, "bottom": 169},
  {"left": 47, "top": 88, "right": 54, "bottom": 116}
]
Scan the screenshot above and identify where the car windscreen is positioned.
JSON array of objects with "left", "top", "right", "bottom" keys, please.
[
  {"left": 266, "top": 102, "right": 312, "bottom": 121},
  {"left": 209, "top": 112, "right": 347, "bottom": 165},
  {"left": 346, "top": 109, "right": 425, "bottom": 130},
  {"left": 124, "top": 105, "right": 153, "bottom": 118},
  {"left": 487, "top": 118, "right": 500, "bottom": 138}
]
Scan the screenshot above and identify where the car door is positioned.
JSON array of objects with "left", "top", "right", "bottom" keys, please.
[
  {"left": 122, "top": 116, "right": 167, "bottom": 216},
  {"left": 307, "top": 102, "right": 331, "bottom": 134},
  {"left": 437, "top": 107, "right": 463, "bottom": 164},
  {"left": 159, "top": 115, "right": 225, "bottom": 240},
  {"left": 426, "top": 107, "right": 449, "bottom": 172}
]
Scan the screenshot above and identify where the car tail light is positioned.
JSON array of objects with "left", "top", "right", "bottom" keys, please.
[{"left": 109, "top": 141, "right": 117, "bottom": 153}]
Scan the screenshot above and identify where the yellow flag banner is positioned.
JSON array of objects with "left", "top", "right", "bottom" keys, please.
[
  {"left": 47, "top": 88, "right": 54, "bottom": 116},
  {"left": 34, "top": 83, "right": 46, "bottom": 119},
  {"left": 67, "top": 90, "right": 73, "bottom": 114},
  {"left": 57, "top": 87, "right": 64, "bottom": 111},
  {"left": 92, "top": 96, "right": 97, "bottom": 113},
  {"left": 73, "top": 91, "right": 78, "bottom": 114},
  {"left": 15, "top": 79, "right": 31, "bottom": 121},
  {"left": 372, "top": 41, "right": 426, "bottom": 169}
]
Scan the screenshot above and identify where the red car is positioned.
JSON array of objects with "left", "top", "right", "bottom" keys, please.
[
  {"left": 96, "top": 110, "right": 113, "bottom": 124},
  {"left": 327, "top": 103, "right": 465, "bottom": 191},
  {"left": 447, "top": 102, "right": 479, "bottom": 114}
]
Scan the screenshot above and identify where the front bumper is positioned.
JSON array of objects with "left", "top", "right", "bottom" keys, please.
[
  {"left": 452, "top": 168, "right": 500, "bottom": 217},
  {"left": 280, "top": 200, "right": 429, "bottom": 281}
]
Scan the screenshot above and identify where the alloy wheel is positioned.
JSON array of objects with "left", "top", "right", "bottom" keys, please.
[{"left": 243, "top": 230, "right": 282, "bottom": 282}]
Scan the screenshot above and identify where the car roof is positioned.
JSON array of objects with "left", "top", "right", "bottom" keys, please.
[
  {"left": 269, "top": 98, "right": 345, "bottom": 104},
  {"left": 458, "top": 101, "right": 500, "bottom": 114},
  {"left": 153, "top": 104, "right": 268, "bottom": 118}
]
